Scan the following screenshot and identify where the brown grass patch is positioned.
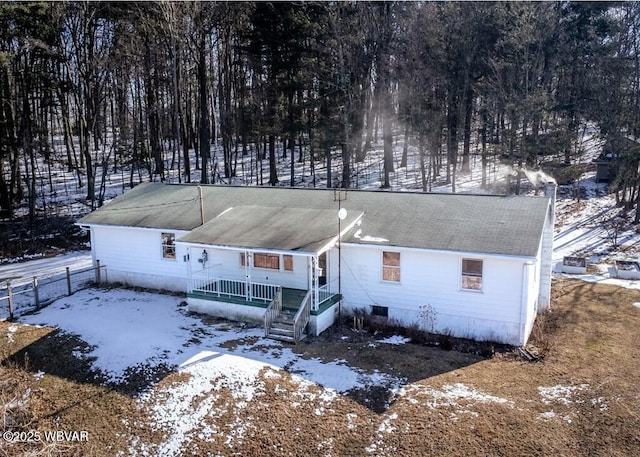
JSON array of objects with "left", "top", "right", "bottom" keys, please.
[{"left": 1, "top": 277, "right": 639, "bottom": 456}]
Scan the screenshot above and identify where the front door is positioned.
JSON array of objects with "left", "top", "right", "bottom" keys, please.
[{"left": 318, "top": 252, "right": 327, "bottom": 286}]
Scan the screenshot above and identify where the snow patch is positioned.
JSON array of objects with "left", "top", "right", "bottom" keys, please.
[
  {"left": 399, "top": 383, "right": 513, "bottom": 409},
  {"left": 538, "top": 384, "right": 589, "bottom": 406},
  {"left": 379, "top": 335, "right": 411, "bottom": 345},
  {"left": 7, "top": 324, "right": 18, "bottom": 343}
]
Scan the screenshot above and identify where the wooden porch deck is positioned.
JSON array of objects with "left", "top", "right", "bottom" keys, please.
[
  {"left": 188, "top": 285, "right": 341, "bottom": 313},
  {"left": 281, "top": 288, "right": 308, "bottom": 310}
]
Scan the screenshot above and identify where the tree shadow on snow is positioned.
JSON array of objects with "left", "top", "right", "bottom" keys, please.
[{"left": 2, "top": 328, "right": 173, "bottom": 397}]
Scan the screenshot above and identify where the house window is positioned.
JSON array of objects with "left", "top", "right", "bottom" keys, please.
[
  {"left": 462, "top": 259, "right": 483, "bottom": 290},
  {"left": 254, "top": 253, "right": 280, "bottom": 270},
  {"left": 371, "top": 305, "right": 388, "bottom": 318},
  {"left": 161, "top": 233, "right": 176, "bottom": 259},
  {"left": 241, "top": 252, "right": 293, "bottom": 271},
  {"left": 283, "top": 255, "right": 293, "bottom": 271},
  {"left": 382, "top": 251, "right": 401, "bottom": 282}
]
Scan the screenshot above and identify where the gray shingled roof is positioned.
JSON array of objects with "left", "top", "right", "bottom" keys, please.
[
  {"left": 78, "top": 182, "right": 550, "bottom": 257},
  {"left": 179, "top": 206, "right": 363, "bottom": 253}
]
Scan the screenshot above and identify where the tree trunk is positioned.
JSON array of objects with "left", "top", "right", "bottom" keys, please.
[
  {"left": 400, "top": 124, "right": 409, "bottom": 168},
  {"left": 198, "top": 37, "right": 210, "bottom": 184},
  {"left": 341, "top": 142, "right": 350, "bottom": 188},
  {"left": 382, "top": 113, "right": 394, "bottom": 188},
  {"left": 268, "top": 134, "right": 278, "bottom": 185},
  {"left": 461, "top": 85, "right": 473, "bottom": 173}
]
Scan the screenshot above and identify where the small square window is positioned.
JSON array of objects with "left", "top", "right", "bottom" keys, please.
[
  {"left": 283, "top": 255, "right": 293, "bottom": 271},
  {"left": 371, "top": 305, "right": 389, "bottom": 318},
  {"left": 462, "top": 259, "right": 483, "bottom": 290},
  {"left": 161, "top": 233, "right": 176, "bottom": 259},
  {"left": 382, "top": 251, "right": 400, "bottom": 282}
]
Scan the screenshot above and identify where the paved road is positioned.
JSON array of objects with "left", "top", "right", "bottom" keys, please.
[{"left": 0, "top": 251, "right": 93, "bottom": 287}]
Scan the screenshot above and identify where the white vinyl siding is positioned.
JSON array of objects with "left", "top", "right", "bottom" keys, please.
[
  {"left": 90, "top": 225, "right": 189, "bottom": 291},
  {"left": 339, "top": 244, "right": 530, "bottom": 345}
]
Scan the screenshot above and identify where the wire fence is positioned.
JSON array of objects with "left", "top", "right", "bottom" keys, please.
[{"left": 0, "top": 262, "right": 106, "bottom": 320}]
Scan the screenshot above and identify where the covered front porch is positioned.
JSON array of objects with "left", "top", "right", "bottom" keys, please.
[
  {"left": 184, "top": 246, "right": 342, "bottom": 343},
  {"left": 178, "top": 204, "right": 362, "bottom": 342},
  {"left": 188, "top": 277, "right": 339, "bottom": 312}
]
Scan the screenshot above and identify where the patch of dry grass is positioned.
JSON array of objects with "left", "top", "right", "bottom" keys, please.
[{"left": 1, "top": 277, "right": 639, "bottom": 456}]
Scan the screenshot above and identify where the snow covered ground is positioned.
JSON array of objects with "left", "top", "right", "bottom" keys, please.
[
  {"left": 19, "top": 288, "right": 408, "bottom": 453},
  {"left": 21, "top": 288, "right": 403, "bottom": 391},
  {"left": 13, "top": 286, "right": 610, "bottom": 455},
  {"left": 552, "top": 170, "right": 640, "bottom": 290}
]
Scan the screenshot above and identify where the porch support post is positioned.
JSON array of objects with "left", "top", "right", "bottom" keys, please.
[
  {"left": 245, "top": 251, "right": 251, "bottom": 301},
  {"left": 186, "top": 246, "right": 192, "bottom": 292},
  {"left": 313, "top": 254, "right": 319, "bottom": 312}
]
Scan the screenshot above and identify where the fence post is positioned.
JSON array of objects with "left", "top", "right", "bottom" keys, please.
[
  {"left": 33, "top": 276, "right": 40, "bottom": 309},
  {"left": 7, "top": 281, "right": 13, "bottom": 319},
  {"left": 66, "top": 267, "right": 72, "bottom": 296},
  {"left": 95, "top": 260, "right": 101, "bottom": 284}
]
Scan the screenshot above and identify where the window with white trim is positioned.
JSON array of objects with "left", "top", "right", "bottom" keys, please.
[
  {"left": 161, "top": 233, "right": 176, "bottom": 259},
  {"left": 382, "top": 251, "right": 401, "bottom": 282},
  {"left": 462, "top": 259, "right": 483, "bottom": 290}
]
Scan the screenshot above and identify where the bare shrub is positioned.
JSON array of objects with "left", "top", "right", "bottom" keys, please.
[
  {"left": 527, "top": 311, "right": 555, "bottom": 358},
  {"left": 0, "top": 366, "right": 34, "bottom": 432}
]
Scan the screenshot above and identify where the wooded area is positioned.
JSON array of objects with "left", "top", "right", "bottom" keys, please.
[{"left": 2, "top": 1, "right": 640, "bottom": 222}]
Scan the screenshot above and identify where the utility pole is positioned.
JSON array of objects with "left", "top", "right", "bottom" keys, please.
[
  {"left": 335, "top": 187, "right": 347, "bottom": 320},
  {"left": 198, "top": 185, "right": 205, "bottom": 225}
]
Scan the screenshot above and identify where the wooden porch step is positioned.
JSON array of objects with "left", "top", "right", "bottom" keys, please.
[
  {"left": 273, "top": 313, "right": 295, "bottom": 324},
  {"left": 267, "top": 333, "right": 296, "bottom": 343},
  {"left": 267, "top": 322, "right": 295, "bottom": 343},
  {"left": 266, "top": 311, "right": 299, "bottom": 343},
  {"left": 269, "top": 324, "right": 294, "bottom": 336}
]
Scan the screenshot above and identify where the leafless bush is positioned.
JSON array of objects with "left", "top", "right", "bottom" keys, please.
[{"left": 0, "top": 366, "right": 34, "bottom": 432}]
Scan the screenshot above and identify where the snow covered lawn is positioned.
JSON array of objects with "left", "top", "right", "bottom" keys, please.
[
  {"left": 20, "top": 288, "right": 404, "bottom": 392},
  {"left": 4, "top": 278, "right": 637, "bottom": 456},
  {"left": 19, "top": 287, "right": 409, "bottom": 453}
]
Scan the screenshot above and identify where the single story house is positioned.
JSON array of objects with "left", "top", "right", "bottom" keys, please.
[{"left": 78, "top": 182, "right": 555, "bottom": 346}]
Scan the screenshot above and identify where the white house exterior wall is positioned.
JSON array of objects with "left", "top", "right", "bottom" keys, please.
[
  {"left": 339, "top": 244, "right": 533, "bottom": 345},
  {"left": 184, "top": 245, "right": 309, "bottom": 290},
  {"left": 327, "top": 247, "right": 340, "bottom": 294},
  {"left": 311, "top": 304, "right": 340, "bottom": 335},
  {"left": 188, "top": 297, "right": 266, "bottom": 324},
  {"left": 520, "top": 240, "right": 544, "bottom": 345},
  {"left": 90, "top": 225, "right": 189, "bottom": 292}
]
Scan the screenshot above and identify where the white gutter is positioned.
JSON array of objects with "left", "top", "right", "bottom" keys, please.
[{"left": 340, "top": 242, "right": 538, "bottom": 262}]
